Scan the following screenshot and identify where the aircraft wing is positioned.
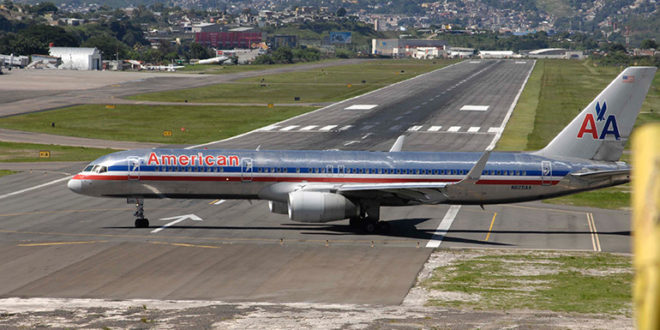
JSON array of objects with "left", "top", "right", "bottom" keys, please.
[{"left": 336, "top": 182, "right": 451, "bottom": 205}]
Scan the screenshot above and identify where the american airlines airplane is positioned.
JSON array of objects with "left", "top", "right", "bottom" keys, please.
[{"left": 68, "top": 66, "right": 656, "bottom": 232}]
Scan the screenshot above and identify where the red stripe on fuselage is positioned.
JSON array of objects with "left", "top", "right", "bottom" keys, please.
[{"left": 71, "top": 174, "right": 560, "bottom": 185}]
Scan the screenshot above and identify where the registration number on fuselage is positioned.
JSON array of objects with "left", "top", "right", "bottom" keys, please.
[{"left": 510, "top": 185, "right": 532, "bottom": 190}]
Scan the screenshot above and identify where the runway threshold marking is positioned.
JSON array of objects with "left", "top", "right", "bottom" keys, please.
[
  {"left": 484, "top": 212, "right": 497, "bottom": 241},
  {"left": 586, "top": 212, "right": 602, "bottom": 252},
  {"left": 0, "top": 175, "right": 72, "bottom": 200},
  {"left": 426, "top": 205, "right": 461, "bottom": 248},
  {"left": 18, "top": 240, "right": 106, "bottom": 247}
]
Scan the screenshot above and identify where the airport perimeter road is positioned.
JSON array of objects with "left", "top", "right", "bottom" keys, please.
[
  {"left": 0, "top": 59, "right": 365, "bottom": 118},
  {"left": 0, "top": 60, "right": 631, "bottom": 305}
]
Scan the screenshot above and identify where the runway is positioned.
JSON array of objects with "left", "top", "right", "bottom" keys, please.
[{"left": 0, "top": 59, "right": 631, "bottom": 305}]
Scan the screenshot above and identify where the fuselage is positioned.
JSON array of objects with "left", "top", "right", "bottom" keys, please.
[{"left": 68, "top": 148, "right": 629, "bottom": 205}]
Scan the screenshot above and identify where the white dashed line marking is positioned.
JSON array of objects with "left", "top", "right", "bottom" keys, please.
[
  {"left": 407, "top": 126, "right": 423, "bottom": 132},
  {"left": 428, "top": 126, "right": 442, "bottom": 132},
  {"left": 345, "top": 104, "right": 378, "bottom": 110},
  {"left": 467, "top": 127, "right": 480, "bottom": 133},
  {"left": 280, "top": 125, "right": 299, "bottom": 131},
  {"left": 259, "top": 125, "right": 280, "bottom": 131},
  {"left": 460, "top": 105, "right": 489, "bottom": 111},
  {"left": 300, "top": 125, "right": 318, "bottom": 131},
  {"left": 488, "top": 127, "right": 502, "bottom": 133},
  {"left": 319, "top": 125, "right": 338, "bottom": 132},
  {"left": 448, "top": 126, "right": 461, "bottom": 132},
  {"left": 339, "top": 125, "right": 352, "bottom": 131}
]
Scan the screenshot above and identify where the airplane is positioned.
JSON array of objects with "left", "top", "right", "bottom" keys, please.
[
  {"left": 68, "top": 66, "right": 657, "bottom": 233},
  {"left": 197, "top": 56, "right": 230, "bottom": 65}
]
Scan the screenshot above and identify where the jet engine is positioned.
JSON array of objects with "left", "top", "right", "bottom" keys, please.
[
  {"left": 268, "top": 200, "right": 288, "bottom": 214},
  {"left": 287, "top": 191, "right": 359, "bottom": 223}
]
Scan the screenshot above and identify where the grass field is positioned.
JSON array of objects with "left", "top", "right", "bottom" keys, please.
[
  {"left": 0, "top": 104, "right": 317, "bottom": 144},
  {"left": 176, "top": 59, "right": 341, "bottom": 74},
  {"left": 497, "top": 60, "right": 660, "bottom": 209},
  {"left": 423, "top": 250, "right": 632, "bottom": 315},
  {"left": 0, "top": 142, "right": 116, "bottom": 163},
  {"left": 128, "top": 59, "right": 458, "bottom": 104},
  {"left": 0, "top": 170, "right": 17, "bottom": 177}
]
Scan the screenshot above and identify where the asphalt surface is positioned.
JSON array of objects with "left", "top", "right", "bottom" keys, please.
[{"left": 0, "top": 59, "right": 631, "bottom": 307}]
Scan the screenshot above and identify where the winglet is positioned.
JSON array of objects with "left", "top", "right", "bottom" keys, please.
[
  {"left": 460, "top": 149, "right": 492, "bottom": 184},
  {"left": 389, "top": 135, "right": 405, "bottom": 152}
]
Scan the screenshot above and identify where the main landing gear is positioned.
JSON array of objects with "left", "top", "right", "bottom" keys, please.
[
  {"left": 132, "top": 198, "right": 149, "bottom": 228},
  {"left": 349, "top": 203, "right": 389, "bottom": 234}
]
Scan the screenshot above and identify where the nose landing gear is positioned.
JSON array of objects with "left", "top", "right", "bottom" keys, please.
[{"left": 131, "top": 198, "right": 149, "bottom": 228}]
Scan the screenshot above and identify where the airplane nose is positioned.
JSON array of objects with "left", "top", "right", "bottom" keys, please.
[{"left": 67, "top": 178, "right": 82, "bottom": 193}]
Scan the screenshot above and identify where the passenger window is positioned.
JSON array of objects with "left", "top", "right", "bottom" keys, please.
[{"left": 99, "top": 166, "right": 107, "bottom": 173}]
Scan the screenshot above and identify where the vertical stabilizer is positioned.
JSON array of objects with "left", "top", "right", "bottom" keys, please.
[{"left": 535, "top": 66, "right": 656, "bottom": 161}]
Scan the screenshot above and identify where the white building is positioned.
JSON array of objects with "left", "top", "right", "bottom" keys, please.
[
  {"left": 446, "top": 47, "right": 474, "bottom": 58},
  {"left": 413, "top": 47, "right": 442, "bottom": 59},
  {"left": 479, "top": 50, "right": 516, "bottom": 58},
  {"left": 49, "top": 47, "right": 102, "bottom": 70}
]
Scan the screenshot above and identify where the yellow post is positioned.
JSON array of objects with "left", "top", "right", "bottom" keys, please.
[{"left": 633, "top": 123, "right": 660, "bottom": 330}]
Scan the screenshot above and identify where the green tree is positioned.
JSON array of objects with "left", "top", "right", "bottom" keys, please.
[
  {"left": 189, "top": 42, "right": 212, "bottom": 59},
  {"left": 82, "top": 34, "right": 129, "bottom": 59},
  {"left": 336, "top": 7, "right": 347, "bottom": 17},
  {"left": 272, "top": 46, "right": 293, "bottom": 63},
  {"left": 641, "top": 39, "right": 657, "bottom": 49},
  {"left": 29, "top": 2, "right": 57, "bottom": 15}
]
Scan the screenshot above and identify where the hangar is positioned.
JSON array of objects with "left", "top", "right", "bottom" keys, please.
[{"left": 49, "top": 47, "right": 102, "bottom": 70}]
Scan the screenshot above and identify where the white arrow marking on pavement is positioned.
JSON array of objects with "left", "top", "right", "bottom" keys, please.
[{"left": 151, "top": 214, "right": 203, "bottom": 233}]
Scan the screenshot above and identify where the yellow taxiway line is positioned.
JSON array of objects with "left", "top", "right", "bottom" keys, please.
[
  {"left": 586, "top": 212, "right": 602, "bottom": 252},
  {"left": 18, "top": 240, "right": 107, "bottom": 247},
  {"left": 484, "top": 212, "right": 497, "bottom": 241}
]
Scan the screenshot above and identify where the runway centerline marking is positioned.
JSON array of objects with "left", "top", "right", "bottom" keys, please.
[
  {"left": 426, "top": 205, "right": 461, "bottom": 248},
  {"left": 586, "top": 213, "right": 602, "bottom": 252},
  {"left": 484, "top": 212, "right": 497, "bottom": 241},
  {"left": 0, "top": 175, "right": 72, "bottom": 200}
]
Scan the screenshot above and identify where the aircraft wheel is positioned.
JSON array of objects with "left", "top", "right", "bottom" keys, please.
[
  {"left": 135, "top": 218, "right": 149, "bottom": 228},
  {"left": 378, "top": 221, "right": 390, "bottom": 234},
  {"left": 363, "top": 219, "right": 378, "bottom": 234}
]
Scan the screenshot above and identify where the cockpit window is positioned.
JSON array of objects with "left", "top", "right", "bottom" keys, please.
[{"left": 88, "top": 165, "right": 108, "bottom": 173}]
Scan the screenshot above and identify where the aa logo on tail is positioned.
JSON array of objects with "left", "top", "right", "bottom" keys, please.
[{"left": 577, "top": 101, "right": 620, "bottom": 140}]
